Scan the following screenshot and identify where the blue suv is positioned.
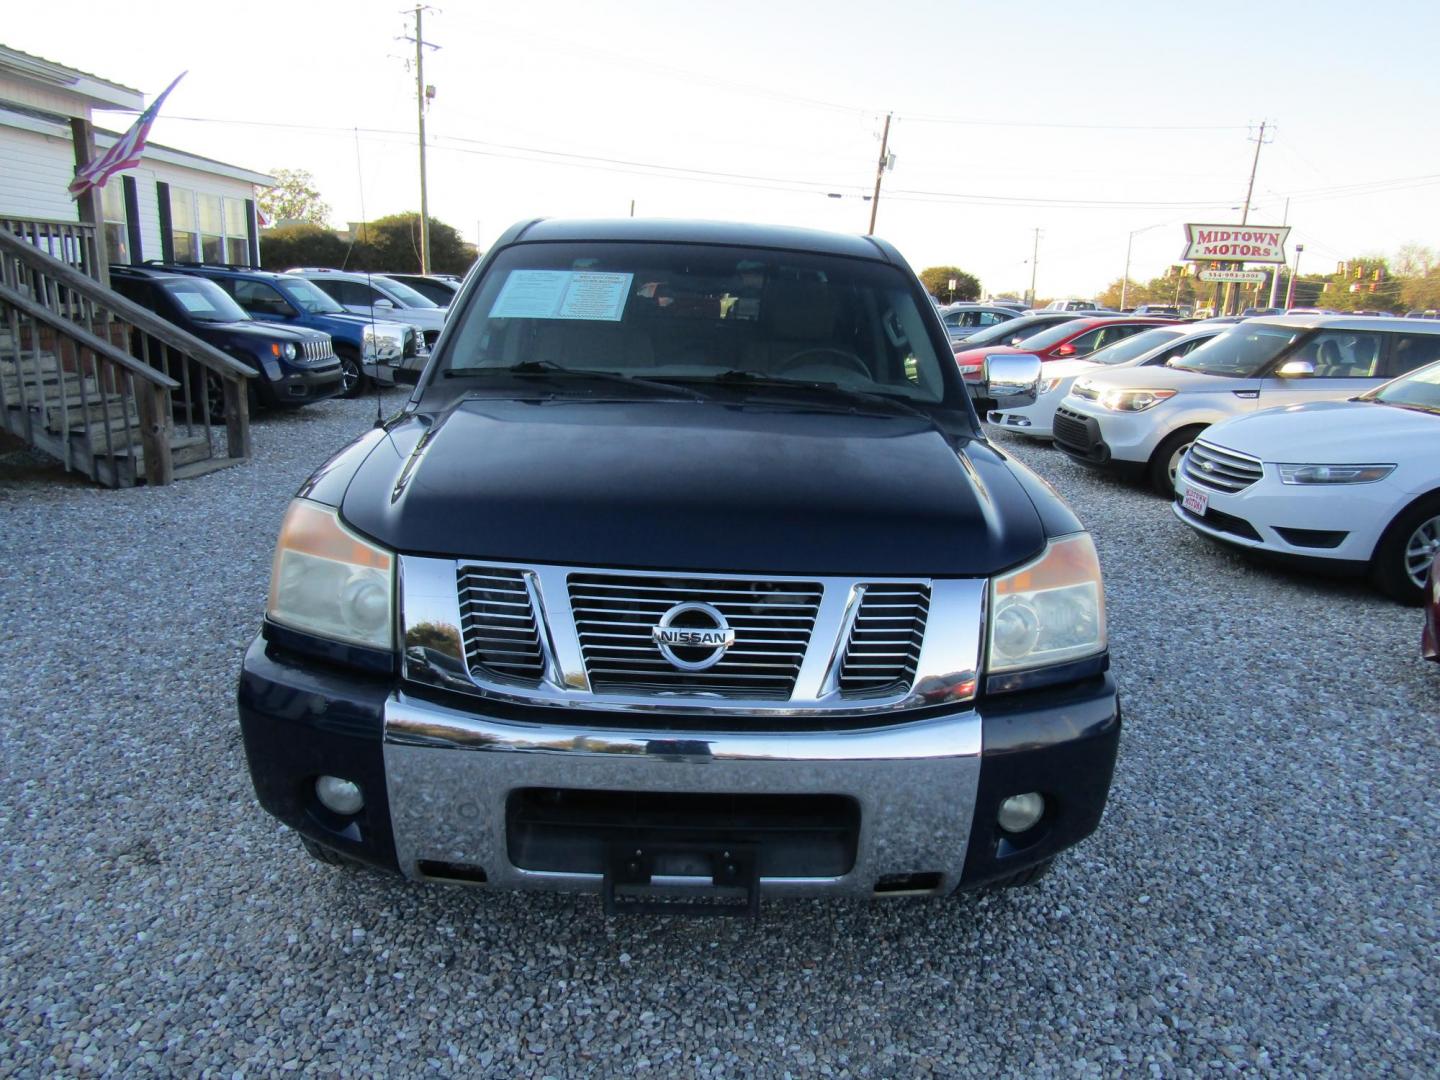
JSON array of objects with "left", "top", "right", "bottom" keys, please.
[
  {"left": 150, "top": 264, "right": 429, "bottom": 397},
  {"left": 110, "top": 266, "right": 341, "bottom": 413}
]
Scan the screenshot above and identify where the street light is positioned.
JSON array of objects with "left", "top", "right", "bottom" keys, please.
[
  {"left": 1284, "top": 243, "right": 1305, "bottom": 310},
  {"left": 1121, "top": 223, "right": 1167, "bottom": 310}
]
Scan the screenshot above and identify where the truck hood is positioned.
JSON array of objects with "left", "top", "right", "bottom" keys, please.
[
  {"left": 338, "top": 398, "right": 1047, "bottom": 576},
  {"left": 365, "top": 306, "right": 446, "bottom": 332},
  {"left": 1199, "top": 399, "right": 1440, "bottom": 462}
]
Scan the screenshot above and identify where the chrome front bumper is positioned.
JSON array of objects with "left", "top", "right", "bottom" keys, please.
[{"left": 384, "top": 692, "right": 983, "bottom": 896}]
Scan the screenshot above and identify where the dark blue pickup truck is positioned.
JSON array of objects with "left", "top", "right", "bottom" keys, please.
[
  {"left": 110, "top": 266, "right": 341, "bottom": 412},
  {"left": 238, "top": 219, "right": 1120, "bottom": 915},
  {"left": 150, "top": 264, "right": 428, "bottom": 397}
]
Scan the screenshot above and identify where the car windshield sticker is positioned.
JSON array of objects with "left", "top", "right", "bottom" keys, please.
[
  {"left": 172, "top": 290, "right": 221, "bottom": 315},
  {"left": 490, "top": 270, "right": 633, "bottom": 321}
]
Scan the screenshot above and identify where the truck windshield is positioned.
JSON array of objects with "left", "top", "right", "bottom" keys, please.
[
  {"left": 281, "top": 278, "right": 346, "bottom": 314},
  {"left": 162, "top": 279, "right": 249, "bottom": 322},
  {"left": 1168, "top": 322, "right": 1305, "bottom": 377},
  {"left": 436, "top": 242, "right": 959, "bottom": 406},
  {"left": 378, "top": 277, "right": 440, "bottom": 309}
]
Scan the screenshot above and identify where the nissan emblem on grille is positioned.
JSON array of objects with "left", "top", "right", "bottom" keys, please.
[{"left": 651, "top": 602, "right": 737, "bottom": 671}]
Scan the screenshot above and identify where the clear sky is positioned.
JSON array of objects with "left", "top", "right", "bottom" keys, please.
[{"left": 8, "top": 0, "right": 1440, "bottom": 297}]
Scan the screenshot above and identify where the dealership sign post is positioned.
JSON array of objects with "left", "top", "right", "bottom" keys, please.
[{"left": 1183, "top": 223, "right": 1291, "bottom": 313}]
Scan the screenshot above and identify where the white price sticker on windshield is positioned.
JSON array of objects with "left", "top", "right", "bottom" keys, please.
[{"left": 490, "top": 270, "right": 633, "bottom": 321}]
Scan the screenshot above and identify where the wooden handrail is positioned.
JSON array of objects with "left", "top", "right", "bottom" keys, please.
[
  {"left": 0, "top": 229, "right": 255, "bottom": 381},
  {"left": 0, "top": 280, "right": 180, "bottom": 389},
  {"left": 2, "top": 215, "right": 99, "bottom": 230}
]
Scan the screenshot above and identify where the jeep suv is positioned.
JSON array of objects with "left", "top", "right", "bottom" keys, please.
[
  {"left": 109, "top": 266, "right": 341, "bottom": 411},
  {"left": 239, "top": 219, "right": 1121, "bottom": 913},
  {"left": 152, "top": 263, "right": 428, "bottom": 397}
]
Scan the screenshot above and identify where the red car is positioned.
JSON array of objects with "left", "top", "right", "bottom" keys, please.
[
  {"left": 953, "top": 316, "right": 1177, "bottom": 378},
  {"left": 1424, "top": 552, "right": 1439, "bottom": 662}
]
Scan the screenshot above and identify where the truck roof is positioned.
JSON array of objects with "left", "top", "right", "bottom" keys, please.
[{"left": 510, "top": 218, "right": 899, "bottom": 263}]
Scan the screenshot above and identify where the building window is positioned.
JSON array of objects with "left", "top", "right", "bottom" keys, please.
[
  {"left": 170, "top": 187, "right": 198, "bottom": 261},
  {"left": 167, "top": 187, "right": 252, "bottom": 265},
  {"left": 198, "top": 193, "right": 225, "bottom": 263},
  {"left": 101, "top": 181, "right": 129, "bottom": 264},
  {"left": 225, "top": 199, "right": 250, "bottom": 265}
]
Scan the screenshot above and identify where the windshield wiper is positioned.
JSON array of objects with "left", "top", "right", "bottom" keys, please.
[
  {"left": 443, "top": 360, "right": 705, "bottom": 399},
  {"left": 665, "top": 370, "right": 936, "bottom": 419}
]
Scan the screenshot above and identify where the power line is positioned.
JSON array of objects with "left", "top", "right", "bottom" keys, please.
[{"left": 897, "top": 113, "right": 1250, "bottom": 132}]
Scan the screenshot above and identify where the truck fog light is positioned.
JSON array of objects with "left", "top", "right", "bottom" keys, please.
[
  {"left": 997, "top": 792, "right": 1045, "bottom": 833},
  {"left": 316, "top": 775, "right": 364, "bottom": 815}
]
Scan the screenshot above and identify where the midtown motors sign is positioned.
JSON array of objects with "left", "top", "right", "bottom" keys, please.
[{"left": 1182, "top": 224, "right": 1291, "bottom": 264}]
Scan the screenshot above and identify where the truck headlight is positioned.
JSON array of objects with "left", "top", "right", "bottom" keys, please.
[
  {"left": 267, "top": 500, "right": 394, "bottom": 650},
  {"left": 1038, "top": 377, "right": 1063, "bottom": 395},
  {"left": 1277, "top": 463, "right": 1395, "bottom": 485},
  {"left": 1096, "top": 387, "right": 1176, "bottom": 412},
  {"left": 270, "top": 342, "right": 298, "bottom": 361},
  {"left": 988, "top": 534, "right": 1106, "bottom": 673}
]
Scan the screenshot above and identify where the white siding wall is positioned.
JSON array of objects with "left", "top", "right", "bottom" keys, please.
[{"left": 0, "top": 126, "right": 80, "bottom": 223}]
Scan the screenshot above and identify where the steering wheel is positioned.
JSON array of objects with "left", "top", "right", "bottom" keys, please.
[{"left": 775, "top": 347, "right": 870, "bottom": 377}]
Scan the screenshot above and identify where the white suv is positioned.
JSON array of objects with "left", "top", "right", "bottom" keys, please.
[
  {"left": 1051, "top": 316, "right": 1440, "bottom": 493},
  {"left": 1174, "top": 359, "right": 1440, "bottom": 603}
]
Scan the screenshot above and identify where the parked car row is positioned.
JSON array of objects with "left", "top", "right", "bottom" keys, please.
[
  {"left": 117, "top": 262, "right": 463, "bottom": 401},
  {"left": 974, "top": 313, "right": 1440, "bottom": 618}
]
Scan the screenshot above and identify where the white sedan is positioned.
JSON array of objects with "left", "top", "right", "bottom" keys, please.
[
  {"left": 1173, "top": 359, "right": 1440, "bottom": 603},
  {"left": 987, "top": 323, "right": 1225, "bottom": 439}
]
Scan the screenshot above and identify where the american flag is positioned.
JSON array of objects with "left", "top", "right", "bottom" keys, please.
[{"left": 68, "top": 71, "right": 186, "bottom": 198}]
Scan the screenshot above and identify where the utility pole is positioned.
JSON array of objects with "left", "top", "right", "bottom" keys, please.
[
  {"left": 402, "top": 6, "right": 439, "bottom": 274},
  {"left": 1027, "top": 228, "right": 1041, "bottom": 308},
  {"left": 1225, "top": 120, "right": 1270, "bottom": 314},
  {"left": 867, "top": 112, "right": 892, "bottom": 236},
  {"left": 1268, "top": 195, "right": 1291, "bottom": 309}
]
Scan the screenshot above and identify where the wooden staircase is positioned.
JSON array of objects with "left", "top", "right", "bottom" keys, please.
[{"left": 0, "top": 222, "right": 255, "bottom": 487}]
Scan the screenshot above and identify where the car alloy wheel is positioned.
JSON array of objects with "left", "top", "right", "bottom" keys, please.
[
  {"left": 1167, "top": 440, "right": 1193, "bottom": 487},
  {"left": 338, "top": 355, "right": 360, "bottom": 397},
  {"left": 1404, "top": 514, "right": 1440, "bottom": 590}
]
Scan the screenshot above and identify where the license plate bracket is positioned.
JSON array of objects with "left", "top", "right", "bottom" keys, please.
[{"left": 602, "top": 839, "right": 760, "bottom": 918}]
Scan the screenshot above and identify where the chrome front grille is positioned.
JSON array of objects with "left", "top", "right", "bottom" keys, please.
[
  {"left": 400, "top": 558, "right": 986, "bottom": 718},
  {"left": 456, "top": 566, "right": 546, "bottom": 682},
  {"left": 1183, "top": 440, "right": 1263, "bottom": 493},
  {"left": 568, "top": 574, "right": 822, "bottom": 697},
  {"left": 300, "top": 338, "right": 336, "bottom": 364},
  {"left": 839, "top": 584, "right": 930, "bottom": 696}
]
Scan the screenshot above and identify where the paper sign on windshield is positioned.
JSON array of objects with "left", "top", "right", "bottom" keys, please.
[{"left": 491, "top": 270, "right": 633, "bottom": 321}]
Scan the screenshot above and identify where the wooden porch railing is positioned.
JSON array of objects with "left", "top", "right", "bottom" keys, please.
[
  {"left": 0, "top": 226, "right": 255, "bottom": 487},
  {"left": 1, "top": 216, "right": 104, "bottom": 285}
]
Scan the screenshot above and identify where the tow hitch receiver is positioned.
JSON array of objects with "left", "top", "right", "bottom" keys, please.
[{"left": 602, "top": 840, "right": 760, "bottom": 917}]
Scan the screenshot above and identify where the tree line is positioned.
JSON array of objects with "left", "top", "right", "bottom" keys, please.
[{"left": 256, "top": 168, "right": 477, "bottom": 275}]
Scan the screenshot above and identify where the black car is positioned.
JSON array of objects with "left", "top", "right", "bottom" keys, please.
[
  {"left": 110, "top": 266, "right": 342, "bottom": 412},
  {"left": 238, "top": 219, "right": 1120, "bottom": 914}
]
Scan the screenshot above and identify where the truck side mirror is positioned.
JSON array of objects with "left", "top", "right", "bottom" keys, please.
[{"left": 981, "top": 353, "right": 1043, "bottom": 407}]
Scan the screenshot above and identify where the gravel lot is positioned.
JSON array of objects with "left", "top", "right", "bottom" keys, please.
[{"left": 1, "top": 395, "right": 1436, "bottom": 1077}]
